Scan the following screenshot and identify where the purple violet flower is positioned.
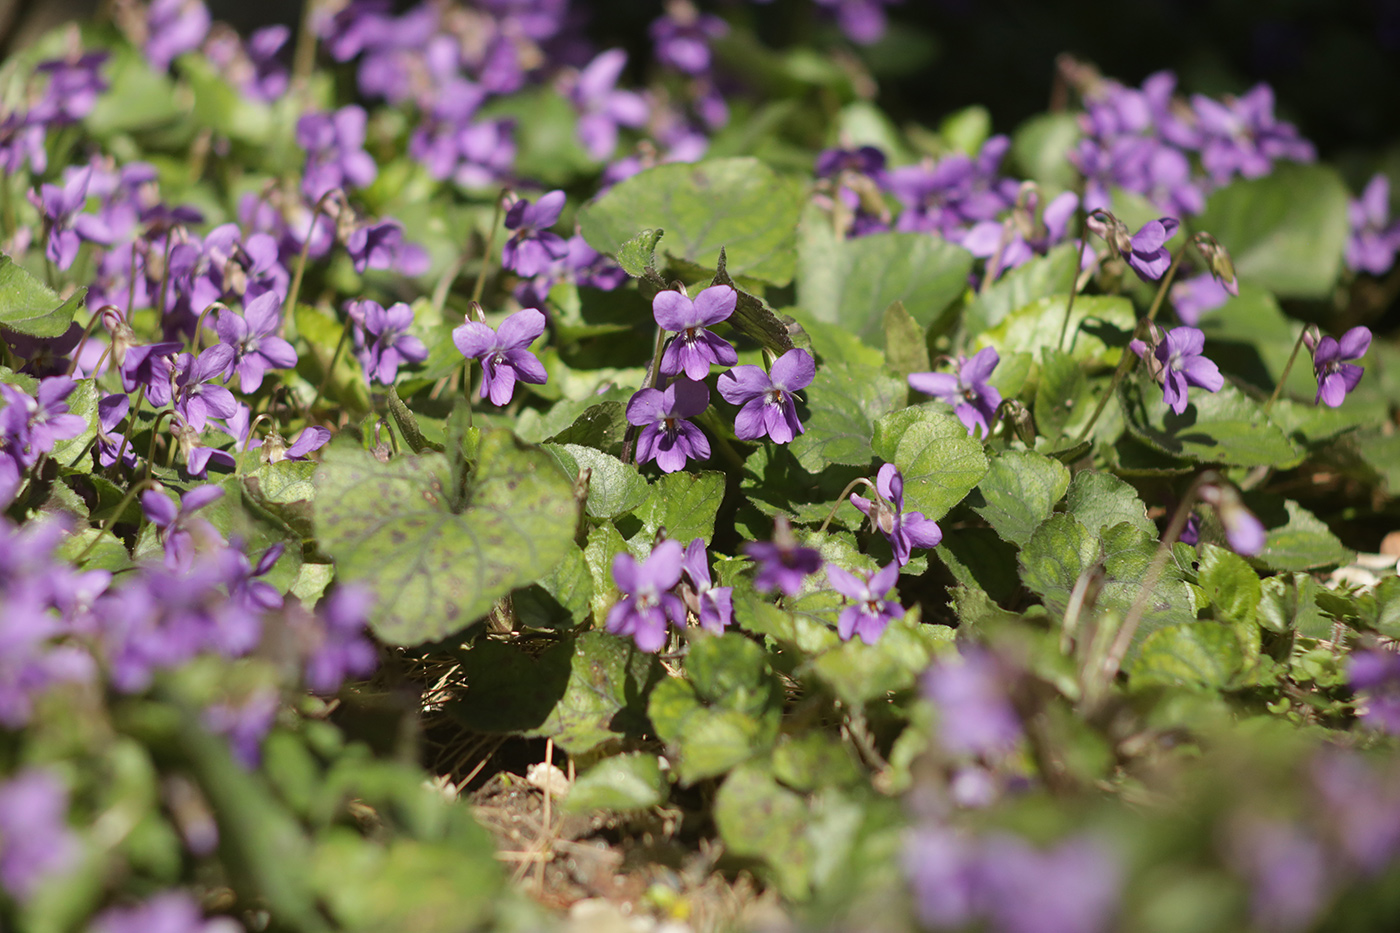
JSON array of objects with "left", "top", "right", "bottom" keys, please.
[
  {"left": 173, "top": 344, "right": 239, "bottom": 432},
  {"left": 216, "top": 292, "right": 299, "bottom": 393},
  {"left": 978, "top": 833, "right": 1123, "bottom": 933},
  {"left": 850, "top": 463, "right": 943, "bottom": 565},
  {"left": 347, "top": 299, "right": 428, "bottom": 385},
  {"left": 815, "top": 0, "right": 900, "bottom": 45},
  {"left": 744, "top": 516, "right": 822, "bottom": 596},
  {"left": 825, "top": 561, "right": 903, "bottom": 644},
  {"left": 0, "top": 376, "right": 89, "bottom": 469},
  {"left": 1348, "top": 648, "right": 1400, "bottom": 735},
  {"left": 1104, "top": 215, "right": 1180, "bottom": 281},
  {"left": 654, "top": 285, "right": 738, "bottom": 380},
  {"left": 1195, "top": 480, "right": 1266, "bottom": 556},
  {"left": 627, "top": 377, "right": 711, "bottom": 473},
  {"left": 924, "top": 648, "right": 1022, "bottom": 758},
  {"left": 96, "top": 393, "right": 138, "bottom": 469},
  {"left": 1170, "top": 272, "right": 1232, "bottom": 325},
  {"left": 717, "top": 348, "right": 815, "bottom": 445},
  {"left": 119, "top": 341, "right": 182, "bottom": 407},
  {"left": 607, "top": 539, "right": 687, "bottom": 652},
  {"left": 306, "top": 585, "right": 378, "bottom": 694},
  {"left": 1192, "top": 84, "right": 1316, "bottom": 186},
  {"left": 903, "top": 827, "right": 981, "bottom": 930},
  {"left": 297, "top": 106, "right": 378, "bottom": 202},
  {"left": 140, "top": 485, "right": 225, "bottom": 573},
  {"left": 91, "top": 890, "right": 240, "bottom": 933},
  {"left": 32, "top": 51, "right": 110, "bottom": 125},
  {"left": 145, "top": 0, "right": 212, "bottom": 71},
  {"left": 502, "top": 191, "right": 569, "bottom": 277},
  {"left": 908, "top": 347, "right": 1002, "bottom": 437},
  {"left": 569, "top": 49, "right": 649, "bottom": 161},
  {"left": 1312, "top": 326, "right": 1370, "bottom": 408},
  {"left": 204, "top": 689, "right": 279, "bottom": 769},
  {"left": 1347, "top": 174, "right": 1400, "bottom": 276},
  {"left": 649, "top": 7, "right": 728, "bottom": 75},
  {"left": 452, "top": 307, "right": 549, "bottom": 406},
  {"left": 680, "top": 538, "right": 733, "bottom": 634},
  {"left": 0, "top": 768, "right": 80, "bottom": 903},
  {"left": 1130, "top": 326, "right": 1224, "bottom": 415},
  {"left": 31, "top": 167, "right": 108, "bottom": 269},
  {"left": 1311, "top": 749, "right": 1400, "bottom": 875}
]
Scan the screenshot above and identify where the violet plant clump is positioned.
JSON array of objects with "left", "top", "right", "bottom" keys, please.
[{"left": 0, "top": 3, "right": 1397, "bottom": 931}]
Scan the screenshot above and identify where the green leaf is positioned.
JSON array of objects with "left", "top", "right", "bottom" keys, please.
[
  {"left": 565, "top": 753, "right": 668, "bottom": 813},
  {"left": 83, "top": 45, "right": 182, "bottom": 136},
  {"left": 1121, "top": 375, "right": 1303, "bottom": 469},
  {"left": 789, "top": 355, "right": 905, "bottom": 472},
  {"left": 479, "top": 87, "right": 597, "bottom": 186},
  {"left": 1241, "top": 493, "right": 1353, "bottom": 572},
  {"left": 809, "top": 615, "right": 953, "bottom": 706},
  {"left": 968, "top": 450, "right": 1070, "bottom": 547},
  {"left": 963, "top": 243, "right": 1081, "bottom": 337},
  {"left": 1018, "top": 513, "right": 1100, "bottom": 610},
  {"left": 180, "top": 53, "right": 273, "bottom": 144},
  {"left": 648, "top": 633, "right": 783, "bottom": 783},
  {"left": 714, "top": 762, "right": 813, "bottom": 899},
  {"left": 772, "top": 733, "right": 863, "bottom": 792},
  {"left": 578, "top": 157, "right": 806, "bottom": 284},
  {"left": 935, "top": 528, "right": 1023, "bottom": 608},
  {"left": 583, "top": 522, "right": 631, "bottom": 626},
  {"left": 890, "top": 419, "right": 989, "bottom": 521},
  {"left": 616, "top": 228, "right": 664, "bottom": 280},
  {"left": 1010, "top": 112, "right": 1081, "bottom": 190},
  {"left": 447, "top": 632, "right": 662, "bottom": 755},
  {"left": 539, "top": 398, "right": 630, "bottom": 453},
  {"left": 1034, "top": 346, "right": 1088, "bottom": 443},
  {"left": 1258, "top": 573, "right": 1329, "bottom": 636},
  {"left": 1194, "top": 163, "right": 1350, "bottom": 299},
  {"left": 543, "top": 444, "right": 646, "bottom": 520},
  {"left": 386, "top": 387, "right": 440, "bottom": 454},
  {"left": 313, "top": 431, "right": 577, "bottom": 645},
  {"left": 0, "top": 253, "right": 85, "bottom": 338},
  {"left": 796, "top": 226, "right": 972, "bottom": 346},
  {"left": 733, "top": 585, "right": 841, "bottom": 655},
  {"left": 1129, "top": 622, "right": 1244, "bottom": 690},
  {"left": 870, "top": 403, "right": 959, "bottom": 461},
  {"left": 1198, "top": 544, "right": 1260, "bottom": 628},
  {"left": 48, "top": 378, "right": 98, "bottom": 470},
  {"left": 242, "top": 460, "right": 318, "bottom": 541},
  {"left": 712, "top": 248, "right": 799, "bottom": 355},
  {"left": 882, "top": 300, "right": 929, "bottom": 382},
  {"left": 631, "top": 470, "right": 726, "bottom": 546},
  {"left": 1066, "top": 470, "right": 1155, "bottom": 538},
  {"left": 313, "top": 832, "right": 498, "bottom": 933},
  {"left": 974, "top": 294, "right": 1133, "bottom": 370}
]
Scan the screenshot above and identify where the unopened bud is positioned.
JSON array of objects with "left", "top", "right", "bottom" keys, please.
[
  {"left": 1196, "top": 477, "right": 1266, "bottom": 556},
  {"left": 1086, "top": 210, "right": 1132, "bottom": 257},
  {"left": 1301, "top": 323, "right": 1322, "bottom": 354},
  {"left": 1192, "top": 232, "right": 1238, "bottom": 296}
]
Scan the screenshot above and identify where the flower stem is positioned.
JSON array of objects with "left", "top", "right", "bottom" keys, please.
[
  {"left": 1056, "top": 216, "right": 1093, "bottom": 350},
  {"left": 1082, "top": 473, "right": 1206, "bottom": 710},
  {"left": 1143, "top": 241, "right": 1189, "bottom": 325},
  {"left": 1264, "top": 325, "right": 1310, "bottom": 415},
  {"left": 471, "top": 191, "right": 509, "bottom": 307},
  {"left": 75, "top": 477, "right": 160, "bottom": 564},
  {"left": 622, "top": 325, "right": 670, "bottom": 466},
  {"left": 308, "top": 313, "right": 353, "bottom": 414},
  {"left": 817, "top": 476, "right": 879, "bottom": 536},
  {"left": 283, "top": 191, "right": 336, "bottom": 323},
  {"left": 111, "top": 385, "right": 145, "bottom": 474},
  {"left": 65, "top": 308, "right": 110, "bottom": 377}
]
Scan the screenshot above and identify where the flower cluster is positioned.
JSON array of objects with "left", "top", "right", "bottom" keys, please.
[{"left": 607, "top": 537, "right": 733, "bottom": 651}]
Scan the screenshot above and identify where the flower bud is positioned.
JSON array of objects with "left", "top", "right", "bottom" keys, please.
[
  {"left": 1192, "top": 232, "right": 1238, "bottom": 296},
  {"left": 1197, "top": 478, "right": 1266, "bottom": 556}
]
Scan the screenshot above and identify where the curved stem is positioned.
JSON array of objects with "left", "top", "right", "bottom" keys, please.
[
  {"left": 283, "top": 192, "right": 336, "bottom": 322},
  {"left": 308, "top": 313, "right": 353, "bottom": 414},
  {"left": 111, "top": 385, "right": 145, "bottom": 474},
  {"left": 1083, "top": 473, "right": 1207, "bottom": 709},
  {"left": 1056, "top": 223, "right": 1094, "bottom": 350},
  {"left": 192, "top": 302, "right": 227, "bottom": 352},
  {"left": 817, "top": 476, "right": 878, "bottom": 536},
  {"left": 75, "top": 476, "right": 160, "bottom": 564},
  {"left": 143, "top": 409, "right": 176, "bottom": 482},
  {"left": 1264, "top": 325, "right": 1310, "bottom": 415},
  {"left": 65, "top": 308, "right": 110, "bottom": 377},
  {"left": 1143, "top": 241, "right": 1189, "bottom": 325},
  {"left": 471, "top": 191, "right": 509, "bottom": 307}
]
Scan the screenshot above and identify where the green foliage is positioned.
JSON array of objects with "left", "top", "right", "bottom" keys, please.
[
  {"left": 0, "top": 253, "right": 85, "bottom": 337},
  {"left": 797, "top": 221, "right": 973, "bottom": 345},
  {"left": 314, "top": 432, "right": 577, "bottom": 644},
  {"left": 579, "top": 157, "right": 807, "bottom": 284},
  {"left": 1195, "top": 163, "right": 1351, "bottom": 299}
]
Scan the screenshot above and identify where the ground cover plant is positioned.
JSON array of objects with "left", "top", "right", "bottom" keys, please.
[{"left": 2, "top": 1, "right": 1400, "bottom": 931}]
